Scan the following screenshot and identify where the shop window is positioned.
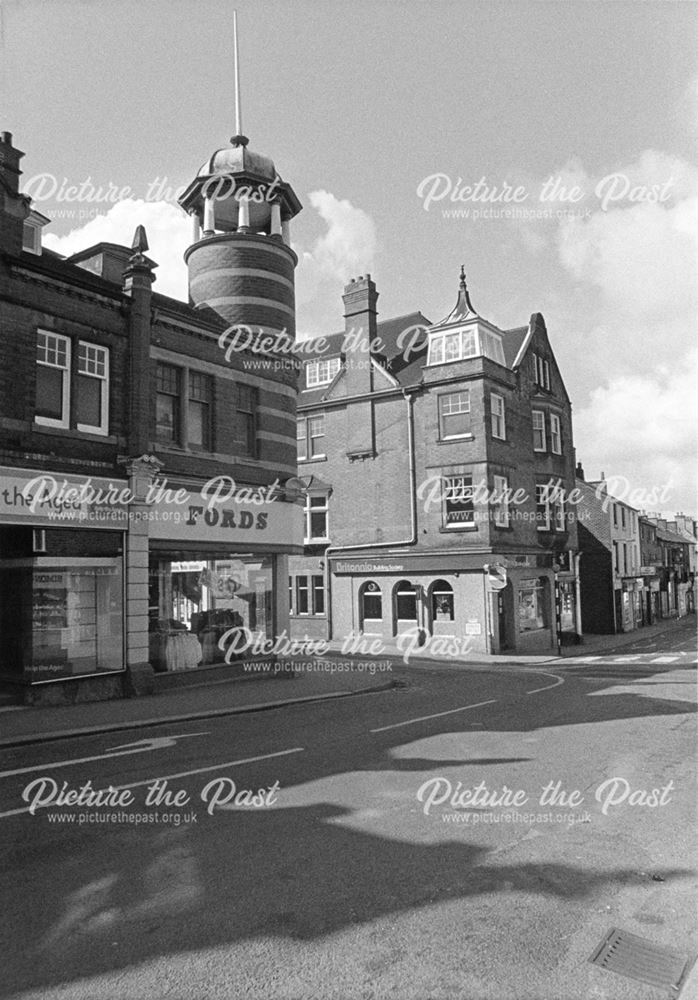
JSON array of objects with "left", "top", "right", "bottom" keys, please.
[
  {"left": 491, "top": 393, "right": 506, "bottom": 440},
  {"left": 394, "top": 580, "right": 417, "bottom": 621},
  {"left": 76, "top": 341, "right": 109, "bottom": 435},
  {"left": 188, "top": 371, "right": 212, "bottom": 449},
  {"left": 532, "top": 410, "right": 546, "bottom": 451},
  {"left": 438, "top": 391, "right": 471, "bottom": 439},
  {"left": 305, "top": 494, "right": 329, "bottom": 542},
  {"left": 519, "top": 578, "right": 546, "bottom": 632},
  {"left": 35, "top": 331, "right": 71, "bottom": 428},
  {"left": 360, "top": 581, "right": 383, "bottom": 628},
  {"left": 0, "top": 527, "right": 123, "bottom": 682},
  {"left": 235, "top": 384, "right": 257, "bottom": 457},
  {"left": 156, "top": 363, "right": 181, "bottom": 443},
  {"left": 443, "top": 474, "right": 474, "bottom": 529},
  {"left": 148, "top": 554, "right": 273, "bottom": 669},
  {"left": 431, "top": 580, "right": 454, "bottom": 621}
]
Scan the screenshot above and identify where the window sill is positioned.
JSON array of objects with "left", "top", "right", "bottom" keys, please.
[
  {"left": 33, "top": 422, "right": 119, "bottom": 445},
  {"left": 439, "top": 525, "right": 478, "bottom": 533},
  {"left": 436, "top": 434, "right": 474, "bottom": 444},
  {"left": 299, "top": 455, "right": 327, "bottom": 463}
]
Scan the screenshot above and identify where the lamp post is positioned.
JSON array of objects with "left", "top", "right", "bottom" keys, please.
[{"left": 552, "top": 561, "right": 562, "bottom": 656}]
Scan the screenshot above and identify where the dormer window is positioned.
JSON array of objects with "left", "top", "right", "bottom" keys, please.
[
  {"left": 427, "top": 324, "right": 505, "bottom": 367},
  {"left": 305, "top": 357, "right": 341, "bottom": 388}
]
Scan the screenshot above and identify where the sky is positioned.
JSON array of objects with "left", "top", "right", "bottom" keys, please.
[{"left": 1, "top": 0, "right": 696, "bottom": 516}]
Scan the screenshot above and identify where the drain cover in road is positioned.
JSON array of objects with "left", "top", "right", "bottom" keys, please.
[{"left": 589, "top": 927, "right": 692, "bottom": 992}]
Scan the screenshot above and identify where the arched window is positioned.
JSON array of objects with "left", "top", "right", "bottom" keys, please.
[
  {"left": 360, "top": 581, "right": 382, "bottom": 629},
  {"left": 394, "top": 580, "right": 417, "bottom": 622},
  {"left": 430, "top": 579, "right": 454, "bottom": 621}
]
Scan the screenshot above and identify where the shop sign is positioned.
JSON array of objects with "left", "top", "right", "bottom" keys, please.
[
  {"left": 465, "top": 620, "right": 482, "bottom": 635},
  {"left": 0, "top": 467, "right": 129, "bottom": 528},
  {"left": 639, "top": 566, "right": 657, "bottom": 575},
  {"left": 334, "top": 561, "right": 405, "bottom": 574},
  {"left": 148, "top": 494, "right": 303, "bottom": 548}
]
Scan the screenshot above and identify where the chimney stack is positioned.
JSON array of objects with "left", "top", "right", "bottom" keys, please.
[
  {"left": 341, "top": 274, "right": 378, "bottom": 458},
  {"left": 0, "top": 131, "right": 30, "bottom": 256}
]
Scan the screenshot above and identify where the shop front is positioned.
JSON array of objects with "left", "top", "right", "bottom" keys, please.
[
  {"left": 0, "top": 466, "right": 128, "bottom": 699},
  {"left": 330, "top": 551, "right": 561, "bottom": 657},
  {"left": 146, "top": 487, "right": 302, "bottom": 674}
]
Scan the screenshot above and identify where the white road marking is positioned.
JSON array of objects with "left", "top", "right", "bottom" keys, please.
[
  {"left": 525, "top": 673, "right": 565, "bottom": 695},
  {"left": 0, "top": 733, "right": 211, "bottom": 780},
  {"left": 651, "top": 655, "right": 680, "bottom": 663},
  {"left": 369, "top": 700, "right": 496, "bottom": 734},
  {"left": 0, "top": 747, "right": 305, "bottom": 820}
]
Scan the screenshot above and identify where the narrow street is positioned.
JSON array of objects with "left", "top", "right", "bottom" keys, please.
[{"left": 0, "top": 622, "right": 696, "bottom": 1000}]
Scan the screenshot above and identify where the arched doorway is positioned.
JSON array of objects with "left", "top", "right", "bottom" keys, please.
[
  {"left": 359, "top": 580, "right": 383, "bottom": 634},
  {"left": 393, "top": 579, "right": 419, "bottom": 636},
  {"left": 428, "top": 579, "right": 454, "bottom": 634}
]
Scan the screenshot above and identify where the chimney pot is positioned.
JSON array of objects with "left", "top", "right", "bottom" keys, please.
[{"left": 1, "top": 132, "right": 12, "bottom": 144}]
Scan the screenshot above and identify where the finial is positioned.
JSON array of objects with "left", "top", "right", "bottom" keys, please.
[
  {"left": 131, "top": 225, "right": 149, "bottom": 254},
  {"left": 230, "top": 12, "right": 249, "bottom": 147},
  {"left": 459, "top": 264, "right": 467, "bottom": 288}
]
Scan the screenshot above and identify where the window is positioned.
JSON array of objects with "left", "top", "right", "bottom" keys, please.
[
  {"left": 613, "top": 542, "right": 620, "bottom": 573},
  {"left": 298, "top": 414, "right": 326, "bottom": 460},
  {"left": 297, "top": 419, "right": 307, "bottom": 461},
  {"left": 621, "top": 506, "right": 626, "bottom": 529},
  {"left": 296, "top": 576, "right": 309, "bottom": 614},
  {"left": 613, "top": 504, "right": 618, "bottom": 526},
  {"left": 292, "top": 575, "right": 325, "bottom": 615},
  {"left": 395, "top": 580, "right": 417, "bottom": 621},
  {"left": 76, "top": 342, "right": 109, "bottom": 435},
  {"left": 535, "top": 481, "right": 551, "bottom": 530},
  {"left": 428, "top": 325, "right": 505, "bottom": 366},
  {"left": 156, "top": 364, "right": 181, "bottom": 443},
  {"left": 519, "top": 578, "right": 546, "bottom": 632},
  {"left": 549, "top": 413, "right": 561, "bottom": 454},
  {"left": 431, "top": 580, "right": 454, "bottom": 621},
  {"left": 428, "top": 327, "right": 477, "bottom": 365},
  {"left": 235, "top": 384, "right": 257, "bottom": 457},
  {"left": 491, "top": 393, "right": 506, "bottom": 440},
  {"left": 360, "top": 581, "right": 383, "bottom": 628},
  {"left": 188, "top": 371, "right": 212, "bottom": 449},
  {"left": 493, "top": 475, "right": 510, "bottom": 527},
  {"left": 23, "top": 220, "right": 41, "bottom": 255},
  {"left": 532, "top": 410, "right": 546, "bottom": 451},
  {"left": 36, "top": 332, "right": 70, "bottom": 428},
  {"left": 306, "top": 357, "right": 341, "bottom": 388},
  {"left": 532, "top": 353, "right": 550, "bottom": 390},
  {"left": 536, "top": 478, "right": 565, "bottom": 531},
  {"left": 305, "top": 494, "right": 329, "bottom": 542},
  {"left": 443, "top": 474, "right": 474, "bottom": 528},
  {"left": 438, "top": 391, "right": 471, "bottom": 439},
  {"left": 288, "top": 576, "right": 294, "bottom": 614}
]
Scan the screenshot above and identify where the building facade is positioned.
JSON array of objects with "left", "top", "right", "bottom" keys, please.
[
  {"left": 290, "top": 271, "right": 580, "bottom": 656},
  {"left": 0, "top": 128, "right": 303, "bottom": 703}
]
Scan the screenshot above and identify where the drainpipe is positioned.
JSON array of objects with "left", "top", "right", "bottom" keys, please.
[{"left": 324, "top": 388, "right": 417, "bottom": 639}]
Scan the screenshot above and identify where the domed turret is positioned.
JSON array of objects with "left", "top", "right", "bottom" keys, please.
[{"left": 177, "top": 15, "right": 302, "bottom": 337}]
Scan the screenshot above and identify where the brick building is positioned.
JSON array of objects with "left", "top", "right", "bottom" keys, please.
[
  {"left": 289, "top": 270, "right": 580, "bottom": 655},
  {"left": 0, "top": 128, "right": 303, "bottom": 703}
]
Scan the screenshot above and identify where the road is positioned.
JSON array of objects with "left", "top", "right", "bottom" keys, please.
[{"left": 0, "top": 624, "right": 696, "bottom": 1000}]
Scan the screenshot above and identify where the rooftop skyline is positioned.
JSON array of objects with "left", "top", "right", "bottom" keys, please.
[{"left": 2, "top": 0, "right": 695, "bottom": 514}]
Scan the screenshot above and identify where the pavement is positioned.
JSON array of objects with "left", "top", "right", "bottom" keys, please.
[{"left": 0, "top": 616, "right": 694, "bottom": 749}]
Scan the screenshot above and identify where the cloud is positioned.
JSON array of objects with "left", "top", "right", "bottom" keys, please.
[
  {"left": 43, "top": 199, "right": 191, "bottom": 300},
  {"left": 295, "top": 190, "right": 377, "bottom": 318},
  {"left": 574, "top": 349, "right": 698, "bottom": 515},
  {"left": 545, "top": 151, "right": 698, "bottom": 515}
]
